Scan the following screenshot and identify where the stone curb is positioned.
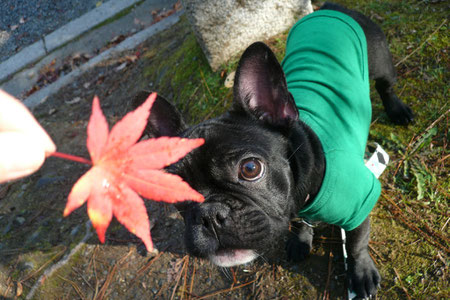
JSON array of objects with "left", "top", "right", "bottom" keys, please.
[
  {"left": 24, "top": 10, "right": 184, "bottom": 109},
  {"left": 0, "top": 0, "right": 141, "bottom": 83},
  {"left": 0, "top": 41, "right": 47, "bottom": 83}
]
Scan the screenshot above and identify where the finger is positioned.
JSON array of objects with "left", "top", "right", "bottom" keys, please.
[
  {"left": 0, "top": 90, "right": 56, "bottom": 155},
  {"left": 0, "top": 132, "right": 47, "bottom": 182}
]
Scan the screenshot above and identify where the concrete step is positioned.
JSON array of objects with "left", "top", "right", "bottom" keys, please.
[{"left": 0, "top": 0, "right": 181, "bottom": 109}]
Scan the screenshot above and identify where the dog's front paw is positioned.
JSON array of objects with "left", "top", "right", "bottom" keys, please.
[
  {"left": 286, "top": 235, "right": 312, "bottom": 262},
  {"left": 286, "top": 226, "right": 313, "bottom": 262},
  {"left": 348, "top": 254, "right": 381, "bottom": 299}
]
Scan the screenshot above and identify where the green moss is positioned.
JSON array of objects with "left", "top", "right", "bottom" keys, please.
[
  {"left": 34, "top": 245, "right": 87, "bottom": 299},
  {"left": 141, "top": 17, "right": 233, "bottom": 124}
]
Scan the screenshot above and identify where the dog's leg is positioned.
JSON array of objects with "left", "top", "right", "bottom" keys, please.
[
  {"left": 322, "top": 3, "right": 414, "bottom": 125},
  {"left": 345, "top": 216, "right": 380, "bottom": 298},
  {"left": 370, "top": 42, "right": 414, "bottom": 125},
  {"left": 374, "top": 71, "right": 414, "bottom": 125},
  {"left": 286, "top": 221, "right": 314, "bottom": 262},
  {"left": 361, "top": 15, "right": 415, "bottom": 125}
]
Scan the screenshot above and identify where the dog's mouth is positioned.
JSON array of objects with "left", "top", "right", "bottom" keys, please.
[{"left": 209, "top": 249, "right": 257, "bottom": 267}]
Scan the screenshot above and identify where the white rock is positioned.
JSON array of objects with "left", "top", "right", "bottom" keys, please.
[{"left": 182, "top": 0, "right": 313, "bottom": 70}]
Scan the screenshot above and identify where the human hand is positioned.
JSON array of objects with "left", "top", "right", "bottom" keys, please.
[{"left": 0, "top": 90, "right": 56, "bottom": 183}]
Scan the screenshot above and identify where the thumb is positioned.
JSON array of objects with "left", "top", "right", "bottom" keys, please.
[
  {"left": 0, "top": 90, "right": 56, "bottom": 156},
  {"left": 0, "top": 132, "right": 47, "bottom": 182}
]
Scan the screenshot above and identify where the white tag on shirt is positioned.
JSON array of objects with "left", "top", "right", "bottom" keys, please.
[{"left": 364, "top": 142, "right": 390, "bottom": 178}]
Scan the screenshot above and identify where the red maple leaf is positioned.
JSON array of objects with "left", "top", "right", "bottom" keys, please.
[{"left": 62, "top": 93, "right": 204, "bottom": 251}]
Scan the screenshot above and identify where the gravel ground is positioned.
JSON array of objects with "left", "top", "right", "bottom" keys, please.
[{"left": 0, "top": 0, "right": 111, "bottom": 63}]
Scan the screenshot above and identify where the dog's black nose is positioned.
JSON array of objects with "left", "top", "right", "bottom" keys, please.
[{"left": 195, "top": 202, "right": 230, "bottom": 232}]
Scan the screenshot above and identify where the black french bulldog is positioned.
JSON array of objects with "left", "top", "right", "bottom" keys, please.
[{"left": 134, "top": 3, "right": 413, "bottom": 298}]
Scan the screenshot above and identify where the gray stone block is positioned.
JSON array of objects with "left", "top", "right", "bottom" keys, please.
[{"left": 183, "top": 0, "right": 313, "bottom": 70}]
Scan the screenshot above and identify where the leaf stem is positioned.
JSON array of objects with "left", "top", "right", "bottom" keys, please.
[{"left": 51, "top": 152, "right": 92, "bottom": 165}]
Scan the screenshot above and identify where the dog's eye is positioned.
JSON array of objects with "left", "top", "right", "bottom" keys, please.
[{"left": 239, "top": 158, "right": 264, "bottom": 181}]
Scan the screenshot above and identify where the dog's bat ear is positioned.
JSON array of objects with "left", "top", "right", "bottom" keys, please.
[
  {"left": 132, "top": 91, "right": 186, "bottom": 137},
  {"left": 233, "top": 42, "right": 298, "bottom": 127}
]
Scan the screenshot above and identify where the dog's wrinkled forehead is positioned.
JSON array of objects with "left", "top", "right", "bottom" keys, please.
[{"left": 182, "top": 114, "right": 287, "bottom": 161}]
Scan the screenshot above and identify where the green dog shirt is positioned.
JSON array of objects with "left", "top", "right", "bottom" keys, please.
[{"left": 281, "top": 10, "right": 381, "bottom": 231}]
